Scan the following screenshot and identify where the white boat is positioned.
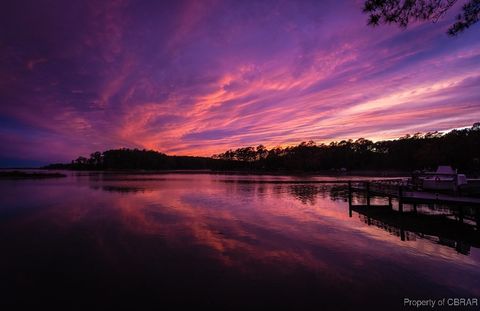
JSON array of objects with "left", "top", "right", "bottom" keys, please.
[{"left": 422, "top": 166, "right": 467, "bottom": 191}]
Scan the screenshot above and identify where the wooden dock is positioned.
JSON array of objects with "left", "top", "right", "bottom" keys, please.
[
  {"left": 347, "top": 180, "right": 480, "bottom": 230},
  {"left": 348, "top": 180, "right": 480, "bottom": 206}
]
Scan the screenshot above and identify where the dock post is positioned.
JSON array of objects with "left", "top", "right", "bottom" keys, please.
[
  {"left": 476, "top": 209, "right": 480, "bottom": 230},
  {"left": 398, "top": 185, "right": 403, "bottom": 213},
  {"left": 458, "top": 206, "right": 464, "bottom": 224},
  {"left": 388, "top": 195, "right": 392, "bottom": 209},
  {"left": 366, "top": 181, "right": 370, "bottom": 206},
  {"left": 413, "top": 203, "right": 417, "bottom": 214},
  {"left": 348, "top": 181, "right": 352, "bottom": 217},
  {"left": 348, "top": 181, "right": 352, "bottom": 206},
  {"left": 454, "top": 174, "right": 459, "bottom": 194}
]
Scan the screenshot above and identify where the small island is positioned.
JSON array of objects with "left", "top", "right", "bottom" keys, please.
[{"left": 0, "top": 171, "right": 67, "bottom": 179}]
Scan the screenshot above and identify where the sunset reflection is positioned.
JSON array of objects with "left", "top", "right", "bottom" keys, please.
[{"left": 1, "top": 173, "right": 478, "bottom": 309}]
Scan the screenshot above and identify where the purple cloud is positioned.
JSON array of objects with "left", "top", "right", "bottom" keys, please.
[{"left": 0, "top": 0, "right": 479, "bottom": 165}]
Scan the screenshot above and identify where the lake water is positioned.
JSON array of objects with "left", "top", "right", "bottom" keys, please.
[{"left": 1, "top": 172, "right": 479, "bottom": 310}]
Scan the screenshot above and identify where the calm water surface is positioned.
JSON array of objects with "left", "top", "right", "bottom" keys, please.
[{"left": 1, "top": 172, "right": 479, "bottom": 309}]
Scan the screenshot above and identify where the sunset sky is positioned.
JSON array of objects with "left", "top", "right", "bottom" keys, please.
[{"left": 1, "top": 0, "right": 479, "bottom": 166}]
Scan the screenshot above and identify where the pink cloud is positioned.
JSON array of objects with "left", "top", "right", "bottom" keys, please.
[{"left": 1, "top": 0, "right": 479, "bottom": 164}]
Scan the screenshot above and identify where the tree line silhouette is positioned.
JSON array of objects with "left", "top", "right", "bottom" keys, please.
[
  {"left": 46, "top": 123, "right": 480, "bottom": 175},
  {"left": 46, "top": 149, "right": 245, "bottom": 171},
  {"left": 213, "top": 123, "right": 480, "bottom": 174}
]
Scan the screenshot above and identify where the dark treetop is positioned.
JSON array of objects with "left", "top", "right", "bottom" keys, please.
[{"left": 363, "top": 0, "right": 480, "bottom": 36}]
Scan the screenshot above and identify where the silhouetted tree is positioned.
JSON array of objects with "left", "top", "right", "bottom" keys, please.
[
  {"left": 256, "top": 145, "right": 268, "bottom": 160},
  {"left": 363, "top": 0, "right": 480, "bottom": 36},
  {"left": 89, "top": 151, "right": 103, "bottom": 168}
]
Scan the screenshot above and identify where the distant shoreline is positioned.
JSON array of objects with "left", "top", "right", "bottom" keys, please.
[
  {"left": 0, "top": 170, "right": 67, "bottom": 179},
  {"left": 1, "top": 168, "right": 410, "bottom": 178}
]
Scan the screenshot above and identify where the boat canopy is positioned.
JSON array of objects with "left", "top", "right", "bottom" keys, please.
[{"left": 435, "top": 166, "right": 457, "bottom": 175}]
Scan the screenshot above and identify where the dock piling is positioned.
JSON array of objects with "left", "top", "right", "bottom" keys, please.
[
  {"left": 366, "top": 181, "right": 370, "bottom": 206},
  {"left": 398, "top": 185, "right": 403, "bottom": 213},
  {"left": 476, "top": 210, "right": 480, "bottom": 229},
  {"left": 348, "top": 181, "right": 352, "bottom": 217}
]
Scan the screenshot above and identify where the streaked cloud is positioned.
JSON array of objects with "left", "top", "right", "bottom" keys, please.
[{"left": 0, "top": 0, "right": 479, "bottom": 165}]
